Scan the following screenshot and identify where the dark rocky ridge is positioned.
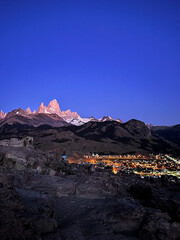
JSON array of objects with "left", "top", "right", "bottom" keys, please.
[
  {"left": 0, "top": 139, "right": 180, "bottom": 240},
  {"left": 0, "top": 107, "right": 179, "bottom": 156},
  {"left": 0, "top": 119, "right": 179, "bottom": 157},
  {"left": 0, "top": 108, "right": 69, "bottom": 128},
  {"left": 151, "top": 124, "right": 180, "bottom": 146}
]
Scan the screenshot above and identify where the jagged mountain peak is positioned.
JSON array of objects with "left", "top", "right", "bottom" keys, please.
[
  {"left": 100, "top": 116, "right": 114, "bottom": 122},
  {"left": 48, "top": 99, "right": 58, "bottom": 106},
  {"left": 0, "top": 110, "right": 6, "bottom": 119},
  {"left": 37, "top": 102, "right": 47, "bottom": 114},
  {"left": 26, "top": 107, "right": 32, "bottom": 114},
  {"left": 117, "top": 118, "right": 123, "bottom": 123},
  {"left": 40, "top": 102, "right": 45, "bottom": 107},
  {"left": 37, "top": 99, "right": 61, "bottom": 115},
  {"left": 5, "top": 108, "right": 28, "bottom": 119},
  {"left": 89, "top": 116, "right": 98, "bottom": 121},
  {"left": 48, "top": 99, "right": 61, "bottom": 114}
]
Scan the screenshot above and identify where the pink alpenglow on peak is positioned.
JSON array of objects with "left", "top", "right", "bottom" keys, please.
[
  {"left": 26, "top": 107, "right": 32, "bottom": 114},
  {"left": 47, "top": 99, "right": 61, "bottom": 115},
  {"left": 37, "top": 100, "right": 61, "bottom": 115},
  {"left": 36, "top": 99, "right": 80, "bottom": 120},
  {"left": 61, "top": 109, "right": 80, "bottom": 120},
  {"left": 2, "top": 99, "right": 123, "bottom": 126},
  {"left": 37, "top": 102, "right": 48, "bottom": 114},
  {"left": 0, "top": 110, "right": 6, "bottom": 119},
  {"left": 26, "top": 108, "right": 36, "bottom": 115},
  {"left": 62, "top": 109, "right": 71, "bottom": 114}
]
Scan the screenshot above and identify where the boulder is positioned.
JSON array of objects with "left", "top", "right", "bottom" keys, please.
[
  {"left": 49, "top": 169, "right": 57, "bottom": 176},
  {"left": 27, "top": 157, "right": 38, "bottom": 168},
  {"left": 0, "top": 137, "right": 33, "bottom": 148},
  {"left": 3, "top": 153, "right": 27, "bottom": 170},
  {"left": 22, "top": 136, "right": 33, "bottom": 147},
  {"left": 0, "top": 138, "right": 24, "bottom": 147}
]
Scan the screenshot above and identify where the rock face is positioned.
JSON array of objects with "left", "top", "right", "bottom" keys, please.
[
  {"left": 0, "top": 136, "right": 33, "bottom": 148},
  {"left": 36, "top": 99, "right": 80, "bottom": 121},
  {"left": 47, "top": 99, "right": 61, "bottom": 115},
  {"left": 37, "top": 99, "right": 62, "bottom": 115},
  {"left": 0, "top": 137, "right": 180, "bottom": 240},
  {"left": 0, "top": 174, "right": 38, "bottom": 240},
  {"left": 0, "top": 137, "right": 70, "bottom": 174},
  {"left": 37, "top": 102, "right": 47, "bottom": 114},
  {"left": 61, "top": 109, "right": 80, "bottom": 120}
]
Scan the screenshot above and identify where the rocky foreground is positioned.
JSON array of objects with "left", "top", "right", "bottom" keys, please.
[{"left": 0, "top": 138, "right": 180, "bottom": 240}]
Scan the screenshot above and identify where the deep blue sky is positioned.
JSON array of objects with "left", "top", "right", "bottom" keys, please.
[{"left": 0, "top": 0, "right": 180, "bottom": 125}]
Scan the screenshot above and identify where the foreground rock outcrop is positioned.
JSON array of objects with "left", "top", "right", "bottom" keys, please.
[{"left": 0, "top": 138, "right": 180, "bottom": 240}]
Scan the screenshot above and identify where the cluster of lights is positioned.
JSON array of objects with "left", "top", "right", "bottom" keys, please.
[{"left": 68, "top": 154, "right": 180, "bottom": 178}]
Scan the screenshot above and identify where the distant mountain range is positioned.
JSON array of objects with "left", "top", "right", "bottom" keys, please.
[{"left": 0, "top": 99, "right": 123, "bottom": 127}]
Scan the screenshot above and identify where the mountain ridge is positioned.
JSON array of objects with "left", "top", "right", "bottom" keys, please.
[
  {"left": 0, "top": 109, "right": 69, "bottom": 128},
  {"left": 0, "top": 118, "right": 179, "bottom": 157},
  {"left": 0, "top": 99, "right": 123, "bottom": 126}
]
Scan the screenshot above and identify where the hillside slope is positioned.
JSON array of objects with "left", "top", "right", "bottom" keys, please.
[{"left": 0, "top": 119, "right": 179, "bottom": 157}]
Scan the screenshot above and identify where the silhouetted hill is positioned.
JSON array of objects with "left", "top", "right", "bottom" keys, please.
[
  {"left": 0, "top": 119, "right": 179, "bottom": 156},
  {"left": 152, "top": 124, "right": 180, "bottom": 146},
  {"left": 65, "top": 119, "right": 151, "bottom": 141}
]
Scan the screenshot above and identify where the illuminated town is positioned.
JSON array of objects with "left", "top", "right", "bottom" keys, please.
[{"left": 68, "top": 154, "right": 180, "bottom": 178}]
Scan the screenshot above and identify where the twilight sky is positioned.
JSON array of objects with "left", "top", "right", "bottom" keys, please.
[{"left": 0, "top": 0, "right": 180, "bottom": 125}]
